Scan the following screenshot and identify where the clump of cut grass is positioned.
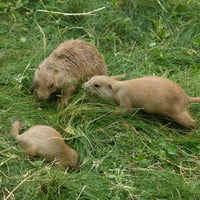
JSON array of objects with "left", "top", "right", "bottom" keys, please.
[{"left": 1, "top": 0, "right": 200, "bottom": 199}]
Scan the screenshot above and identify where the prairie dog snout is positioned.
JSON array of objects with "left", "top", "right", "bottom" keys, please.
[
  {"left": 34, "top": 39, "right": 107, "bottom": 108},
  {"left": 11, "top": 121, "right": 79, "bottom": 168},
  {"left": 83, "top": 75, "right": 200, "bottom": 129}
]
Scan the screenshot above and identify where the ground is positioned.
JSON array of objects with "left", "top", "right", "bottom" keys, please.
[{"left": 0, "top": 0, "right": 200, "bottom": 199}]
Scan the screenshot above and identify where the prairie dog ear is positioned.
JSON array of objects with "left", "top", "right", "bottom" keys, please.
[
  {"left": 108, "top": 84, "right": 112, "bottom": 90},
  {"left": 111, "top": 74, "right": 126, "bottom": 80}
]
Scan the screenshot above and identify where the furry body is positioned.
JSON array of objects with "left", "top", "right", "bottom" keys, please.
[
  {"left": 11, "top": 121, "right": 79, "bottom": 168},
  {"left": 34, "top": 39, "right": 107, "bottom": 108},
  {"left": 83, "top": 75, "right": 200, "bottom": 128}
]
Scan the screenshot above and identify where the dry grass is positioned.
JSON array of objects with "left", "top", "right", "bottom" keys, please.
[{"left": 1, "top": 0, "right": 200, "bottom": 199}]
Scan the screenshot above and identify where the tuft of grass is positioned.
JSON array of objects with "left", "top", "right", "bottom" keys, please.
[{"left": 1, "top": 0, "right": 200, "bottom": 199}]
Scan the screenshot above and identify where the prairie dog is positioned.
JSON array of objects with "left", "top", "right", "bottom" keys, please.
[
  {"left": 83, "top": 75, "right": 200, "bottom": 129},
  {"left": 34, "top": 39, "right": 107, "bottom": 108},
  {"left": 11, "top": 121, "right": 79, "bottom": 168}
]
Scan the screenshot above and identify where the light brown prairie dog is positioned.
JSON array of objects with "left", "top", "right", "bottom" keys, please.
[
  {"left": 11, "top": 121, "right": 79, "bottom": 168},
  {"left": 34, "top": 39, "right": 107, "bottom": 108},
  {"left": 83, "top": 75, "right": 200, "bottom": 129}
]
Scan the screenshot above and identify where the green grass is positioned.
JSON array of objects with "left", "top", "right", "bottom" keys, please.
[{"left": 1, "top": 0, "right": 200, "bottom": 199}]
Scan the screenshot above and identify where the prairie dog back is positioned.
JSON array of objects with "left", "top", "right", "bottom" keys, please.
[
  {"left": 11, "top": 121, "right": 79, "bottom": 168},
  {"left": 83, "top": 75, "right": 200, "bottom": 128},
  {"left": 34, "top": 39, "right": 107, "bottom": 108}
]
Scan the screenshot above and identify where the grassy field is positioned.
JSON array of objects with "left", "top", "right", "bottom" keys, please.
[{"left": 1, "top": 0, "right": 200, "bottom": 199}]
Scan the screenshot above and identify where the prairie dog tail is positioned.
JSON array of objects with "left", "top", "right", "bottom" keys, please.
[
  {"left": 11, "top": 121, "right": 23, "bottom": 139},
  {"left": 189, "top": 97, "right": 200, "bottom": 103}
]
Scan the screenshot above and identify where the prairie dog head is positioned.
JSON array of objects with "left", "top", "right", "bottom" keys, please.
[
  {"left": 64, "top": 147, "right": 79, "bottom": 168},
  {"left": 34, "top": 63, "right": 64, "bottom": 100},
  {"left": 83, "top": 75, "right": 125, "bottom": 99}
]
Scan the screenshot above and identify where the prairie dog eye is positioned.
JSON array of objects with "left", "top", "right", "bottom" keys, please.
[{"left": 94, "top": 84, "right": 100, "bottom": 88}]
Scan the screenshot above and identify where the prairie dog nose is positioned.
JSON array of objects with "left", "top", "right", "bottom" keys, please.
[
  {"left": 82, "top": 81, "right": 89, "bottom": 89},
  {"left": 37, "top": 90, "right": 50, "bottom": 100}
]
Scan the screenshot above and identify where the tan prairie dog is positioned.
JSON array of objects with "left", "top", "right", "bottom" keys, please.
[
  {"left": 11, "top": 121, "right": 79, "bottom": 169},
  {"left": 34, "top": 39, "right": 107, "bottom": 108},
  {"left": 83, "top": 75, "right": 200, "bottom": 129}
]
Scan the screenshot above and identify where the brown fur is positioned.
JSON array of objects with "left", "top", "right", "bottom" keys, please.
[
  {"left": 34, "top": 39, "right": 107, "bottom": 108},
  {"left": 11, "top": 121, "right": 79, "bottom": 168},
  {"left": 83, "top": 75, "right": 200, "bottom": 129}
]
